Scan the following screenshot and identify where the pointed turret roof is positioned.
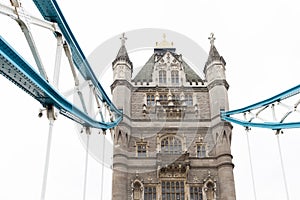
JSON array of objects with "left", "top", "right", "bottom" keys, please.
[
  {"left": 205, "top": 33, "right": 226, "bottom": 68},
  {"left": 112, "top": 33, "right": 133, "bottom": 68}
]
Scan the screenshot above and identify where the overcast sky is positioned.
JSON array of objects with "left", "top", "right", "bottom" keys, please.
[{"left": 1, "top": 0, "right": 300, "bottom": 199}]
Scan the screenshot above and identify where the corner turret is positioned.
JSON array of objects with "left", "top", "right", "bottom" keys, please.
[
  {"left": 205, "top": 33, "right": 236, "bottom": 200},
  {"left": 112, "top": 33, "right": 133, "bottom": 81},
  {"left": 204, "top": 33, "right": 229, "bottom": 117}
]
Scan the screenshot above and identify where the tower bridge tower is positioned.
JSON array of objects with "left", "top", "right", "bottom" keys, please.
[{"left": 111, "top": 33, "right": 236, "bottom": 200}]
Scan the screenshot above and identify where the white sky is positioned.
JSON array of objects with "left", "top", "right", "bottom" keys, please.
[{"left": 1, "top": 0, "right": 300, "bottom": 199}]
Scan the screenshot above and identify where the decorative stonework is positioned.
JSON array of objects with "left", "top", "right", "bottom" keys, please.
[
  {"left": 155, "top": 33, "right": 174, "bottom": 48},
  {"left": 112, "top": 34, "right": 236, "bottom": 200},
  {"left": 203, "top": 171, "right": 217, "bottom": 200}
]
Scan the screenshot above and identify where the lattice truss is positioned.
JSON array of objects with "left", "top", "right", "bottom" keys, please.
[
  {"left": 221, "top": 84, "right": 300, "bottom": 131},
  {"left": 0, "top": 0, "right": 122, "bottom": 132}
]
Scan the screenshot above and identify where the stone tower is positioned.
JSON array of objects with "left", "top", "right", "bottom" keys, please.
[{"left": 111, "top": 33, "right": 236, "bottom": 200}]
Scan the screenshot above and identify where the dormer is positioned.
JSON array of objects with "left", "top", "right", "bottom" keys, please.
[
  {"left": 154, "top": 51, "right": 185, "bottom": 85},
  {"left": 132, "top": 34, "right": 202, "bottom": 85}
]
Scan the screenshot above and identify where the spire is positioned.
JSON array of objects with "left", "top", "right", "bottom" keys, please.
[
  {"left": 205, "top": 33, "right": 226, "bottom": 68},
  {"left": 112, "top": 33, "right": 132, "bottom": 68}
]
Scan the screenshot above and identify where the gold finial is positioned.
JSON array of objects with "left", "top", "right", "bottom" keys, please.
[
  {"left": 156, "top": 33, "right": 173, "bottom": 48},
  {"left": 208, "top": 33, "right": 215, "bottom": 45},
  {"left": 120, "top": 32, "right": 127, "bottom": 45}
]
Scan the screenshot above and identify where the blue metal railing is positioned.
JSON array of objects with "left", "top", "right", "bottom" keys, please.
[
  {"left": 33, "top": 0, "right": 122, "bottom": 117},
  {"left": 221, "top": 84, "right": 300, "bottom": 130},
  {"left": 0, "top": 36, "right": 121, "bottom": 129}
]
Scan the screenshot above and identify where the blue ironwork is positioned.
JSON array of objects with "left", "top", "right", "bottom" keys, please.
[
  {"left": 0, "top": 36, "right": 121, "bottom": 130},
  {"left": 32, "top": 0, "right": 122, "bottom": 117},
  {"left": 221, "top": 84, "right": 300, "bottom": 130}
]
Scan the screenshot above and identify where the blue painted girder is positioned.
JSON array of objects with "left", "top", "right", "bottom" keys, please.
[
  {"left": 32, "top": 0, "right": 122, "bottom": 117},
  {"left": 221, "top": 84, "right": 300, "bottom": 130},
  {"left": 221, "top": 114, "right": 300, "bottom": 130},
  {"left": 0, "top": 36, "right": 121, "bottom": 130}
]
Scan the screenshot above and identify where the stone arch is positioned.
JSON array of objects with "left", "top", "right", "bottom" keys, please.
[
  {"left": 159, "top": 134, "right": 183, "bottom": 154},
  {"left": 203, "top": 179, "right": 216, "bottom": 200},
  {"left": 125, "top": 133, "right": 128, "bottom": 145},
  {"left": 131, "top": 179, "right": 144, "bottom": 200},
  {"left": 117, "top": 130, "right": 122, "bottom": 144},
  {"left": 222, "top": 130, "right": 228, "bottom": 144}
]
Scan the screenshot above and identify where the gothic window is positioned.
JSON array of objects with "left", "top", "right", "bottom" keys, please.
[
  {"left": 161, "top": 136, "right": 182, "bottom": 154},
  {"left": 162, "top": 181, "right": 184, "bottom": 200},
  {"left": 159, "top": 70, "right": 167, "bottom": 84},
  {"left": 197, "top": 144, "right": 206, "bottom": 158},
  {"left": 171, "top": 70, "right": 179, "bottom": 84},
  {"left": 172, "top": 94, "right": 180, "bottom": 101},
  {"left": 133, "top": 182, "right": 142, "bottom": 200},
  {"left": 196, "top": 137, "right": 206, "bottom": 158},
  {"left": 144, "top": 186, "right": 156, "bottom": 200},
  {"left": 117, "top": 131, "right": 122, "bottom": 144},
  {"left": 147, "top": 94, "right": 155, "bottom": 105},
  {"left": 159, "top": 94, "right": 168, "bottom": 101},
  {"left": 137, "top": 143, "right": 147, "bottom": 157},
  {"left": 205, "top": 182, "right": 215, "bottom": 200},
  {"left": 190, "top": 186, "right": 203, "bottom": 200},
  {"left": 185, "top": 94, "right": 193, "bottom": 106}
]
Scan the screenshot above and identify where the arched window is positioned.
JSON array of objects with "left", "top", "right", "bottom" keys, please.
[
  {"left": 159, "top": 94, "right": 168, "bottom": 101},
  {"left": 171, "top": 70, "right": 179, "bottom": 84},
  {"left": 133, "top": 181, "right": 142, "bottom": 200},
  {"left": 147, "top": 94, "right": 155, "bottom": 105},
  {"left": 205, "top": 182, "right": 215, "bottom": 200},
  {"left": 161, "top": 136, "right": 182, "bottom": 154},
  {"left": 159, "top": 70, "right": 166, "bottom": 84}
]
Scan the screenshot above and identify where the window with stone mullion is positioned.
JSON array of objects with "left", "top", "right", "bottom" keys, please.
[
  {"left": 159, "top": 70, "right": 167, "bottom": 84},
  {"left": 147, "top": 94, "right": 155, "bottom": 105},
  {"left": 197, "top": 144, "right": 206, "bottom": 158},
  {"left": 161, "top": 181, "right": 184, "bottom": 200},
  {"left": 144, "top": 186, "right": 156, "bottom": 200},
  {"left": 171, "top": 70, "right": 179, "bottom": 84},
  {"left": 185, "top": 94, "right": 193, "bottom": 106},
  {"left": 190, "top": 186, "right": 203, "bottom": 200},
  {"left": 161, "top": 136, "right": 182, "bottom": 155},
  {"left": 137, "top": 144, "right": 146, "bottom": 157}
]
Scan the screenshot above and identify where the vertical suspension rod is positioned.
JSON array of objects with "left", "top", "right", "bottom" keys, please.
[
  {"left": 83, "top": 83, "right": 94, "bottom": 199},
  {"left": 53, "top": 33, "right": 63, "bottom": 88},
  {"left": 82, "top": 130, "right": 90, "bottom": 200},
  {"left": 100, "top": 134, "right": 105, "bottom": 200},
  {"left": 245, "top": 129, "right": 258, "bottom": 200},
  {"left": 276, "top": 133, "right": 290, "bottom": 200},
  {"left": 40, "top": 119, "right": 54, "bottom": 200}
]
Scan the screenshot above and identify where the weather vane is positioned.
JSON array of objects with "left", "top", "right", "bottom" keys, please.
[
  {"left": 208, "top": 33, "right": 215, "bottom": 45},
  {"left": 120, "top": 32, "right": 127, "bottom": 45}
]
